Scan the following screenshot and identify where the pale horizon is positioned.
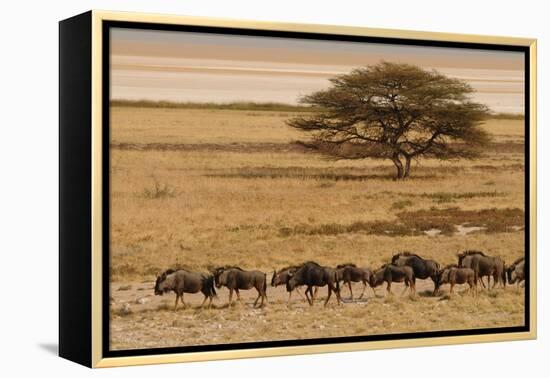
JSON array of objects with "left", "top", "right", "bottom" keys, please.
[{"left": 110, "top": 28, "right": 525, "bottom": 113}]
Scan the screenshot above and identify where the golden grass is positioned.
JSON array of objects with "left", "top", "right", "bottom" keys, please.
[
  {"left": 108, "top": 107, "right": 526, "bottom": 349},
  {"left": 111, "top": 107, "right": 304, "bottom": 145},
  {"left": 111, "top": 106, "right": 524, "bottom": 145}
]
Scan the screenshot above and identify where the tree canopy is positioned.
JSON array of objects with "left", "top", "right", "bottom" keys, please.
[{"left": 287, "top": 62, "right": 491, "bottom": 179}]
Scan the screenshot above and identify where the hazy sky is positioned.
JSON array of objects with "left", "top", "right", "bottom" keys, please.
[{"left": 110, "top": 28, "right": 525, "bottom": 113}]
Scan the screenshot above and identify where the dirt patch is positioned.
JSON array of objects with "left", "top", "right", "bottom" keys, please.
[
  {"left": 279, "top": 207, "right": 524, "bottom": 237},
  {"left": 398, "top": 207, "right": 525, "bottom": 235},
  {"left": 109, "top": 279, "right": 524, "bottom": 350}
]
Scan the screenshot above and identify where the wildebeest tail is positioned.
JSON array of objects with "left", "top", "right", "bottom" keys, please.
[
  {"left": 205, "top": 275, "right": 217, "bottom": 297},
  {"left": 263, "top": 273, "right": 267, "bottom": 295}
]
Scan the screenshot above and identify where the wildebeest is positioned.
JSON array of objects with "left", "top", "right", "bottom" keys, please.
[
  {"left": 370, "top": 264, "right": 415, "bottom": 296},
  {"left": 154, "top": 268, "right": 217, "bottom": 310},
  {"left": 271, "top": 265, "right": 317, "bottom": 303},
  {"left": 335, "top": 263, "right": 374, "bottom": 300},
  {"left": 457, "top": 250, "right": 506, "bottom": 289},
  {"left": 506, "top": 257, "right": 526, "bottom": 289},
  {"left": 213, "top": 266, "right": 268, "bottom": 308},
  {"left": 436, "top": 264, "right": 476, "bottom": 296},
  {"left": 286, "top": 261, "right": 341, "bottom": 306},
  {"left": 391, "top": 252, "right": 440, "bottom": 295}
]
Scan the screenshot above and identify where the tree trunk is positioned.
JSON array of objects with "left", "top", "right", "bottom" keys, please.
[
  {"left": 391, "top": 155, "right": 404, "bottom": 179},
  {"left": 403, "top": 155, "right": 412, "bottom": 178}
]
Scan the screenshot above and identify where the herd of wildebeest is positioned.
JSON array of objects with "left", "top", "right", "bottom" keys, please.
[{"left": 153, "top": 251, "right": 526, "bottom": 311}]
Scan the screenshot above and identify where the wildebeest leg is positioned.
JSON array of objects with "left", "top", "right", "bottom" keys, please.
[
  {"left": 295, "top": 287, "right": 306, "bottom": 300},
  {"left": 408, "top": 280, "right": 416, "bottom": 296},
  {"left": 324, "top": 286, "right": 333, "bottom": 307},
  {"left": 371, "top": 284, "right": 377, "bottom": 297},
  {"left": 253, "top": 291, "right": 261, "bottom": 308},
  {"left": 432, "top": 277, "right": 439, "bottom": 296},
  {"left": 228, "top": 288, "right": 233, "bottom": 307},
  {"left": 334, "top": 283, "right": 342, "bottom": 305},
  {"left": 303, "top": 286, "right": 310, "bottom": 305},
  {"left": 235, "top": 289, "right": 242, "bottom": 301},
  {"left": 348, "top": 281, "right": 354, "bottom": 300},
  {"left": 400, "top": 282, "right": 409, "bottom": 296},
  {"left": 386, "top": 281, "right": 392, "bottom": 295},
  {"left": 200, "top": 295, "right": 208, "bottom": 308},
  {"left": 450, "top": 283, "right": 455, "bottom": 296},
  {"left": 180, "top": 293, "right": 186, "bottom": 308},
  {"left": 312, "top": 287, "right": 319, "bottom": 301},
  {"left": 174, "top": 295, "right": 180, "bottom": 311},
  {"left": 478, "top": 275, "right": 486, "bottom": 289},
  {"left": 358, "top": 282, "right": 367, "bottom": 299},
  {"left": 305, "top": 286, "right": 313, "bottom": 306}
]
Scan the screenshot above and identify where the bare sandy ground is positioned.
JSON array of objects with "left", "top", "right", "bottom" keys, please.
[{"left": 109, "top": 278, "right": 524, "bottom": 351}]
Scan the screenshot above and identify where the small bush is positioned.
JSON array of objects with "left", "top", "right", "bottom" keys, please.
[
  {"left": 140, "top": 176, "right": 178, "bottom": 199},
  {"left": 156, "top": 302, "right": 172, "bottom": 311},
  {"left": 419, "top": 191, "right": 506, "bottom": 203},
  {"left": 391, "top": 200, "right": 413, "bottom": 210},
  {"left": 113, "top": 303, "right": 132, "bottom": 317},
  {"left": 317, "top": 181, "right": 336, "bottom": 188}
]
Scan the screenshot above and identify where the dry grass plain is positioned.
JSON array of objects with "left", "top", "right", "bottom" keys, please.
[{"left": 109, "top": 106, "right": 526, "bottom": 351}]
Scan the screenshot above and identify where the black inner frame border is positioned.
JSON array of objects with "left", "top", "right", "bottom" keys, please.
[{"left": 102, "top": 20, "right": 531, "bottom": 359}]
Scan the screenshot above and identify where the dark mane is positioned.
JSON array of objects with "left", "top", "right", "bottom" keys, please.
[
  {"left": 162, "top": 268, "right": 176, "bottom": 276},
  {"left": 302, "top": 261, "right": 321, "bottom": 267},
  {"left": 156, "top": 268, "right": 177, "bottom": 285},
  {"left": 336, "top": 263, "right": 357, "bottom": 269},
  {"left": 511, "top": 257, "right": 525, "bottom": 266},
  {"left": 461, "top": 250, "right": 489, "bottom": 257},
  {"left": 215, "top": 265, "right": 244, "bottom": 272},
  {"left": 277, "top": 265, "right": 302, "bottom": 273},
  {"left": 392, "top": 251, "right": 423, "bottom": 262}
]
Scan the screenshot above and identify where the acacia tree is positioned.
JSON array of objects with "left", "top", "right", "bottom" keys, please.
[{"left": 287, "top": 62, "right": 490, "bottom": 179}]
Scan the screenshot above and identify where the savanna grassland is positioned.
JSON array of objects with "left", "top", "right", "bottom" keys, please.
[{"left": 109, "top": 105, "right": 526, "bottom": 351}]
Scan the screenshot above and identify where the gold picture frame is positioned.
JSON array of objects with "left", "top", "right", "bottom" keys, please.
[{"left": 59, "top": 10, "right": 537, "bottom": 368}]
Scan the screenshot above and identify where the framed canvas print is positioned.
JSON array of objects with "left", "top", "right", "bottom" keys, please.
[{"left": 59, "top": 10, "right": 537, "bottom": 368}]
